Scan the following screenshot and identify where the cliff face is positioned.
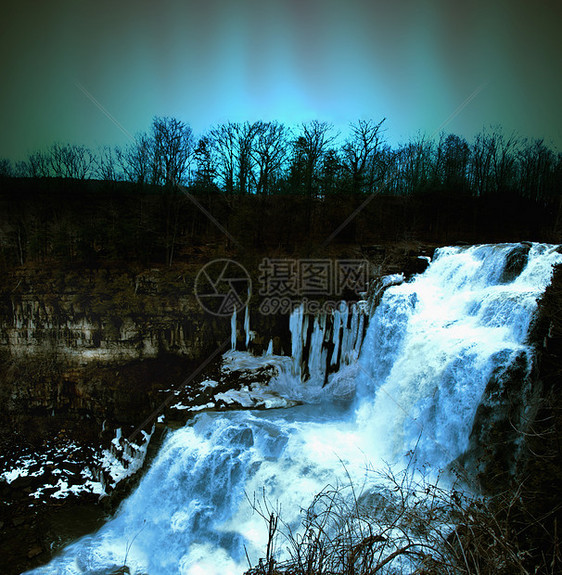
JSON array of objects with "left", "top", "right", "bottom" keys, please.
[
  {"left": 0, "top": 264, "right": 224, "bottom": 573},
  {"left": 1, "top": 266, "right": 223, "bottom": 361},
  {"left": 0, "top": 265, "right": 233, "bottom": 446},
  {"left": 0, "top": 244, "right": 433, "bottom": 443},
  {"left": 513, "top": 263, "right": 562, "bottom": 556}
]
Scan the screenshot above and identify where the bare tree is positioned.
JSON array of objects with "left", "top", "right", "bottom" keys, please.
[
  {"left": 0, "top": 158, "right": 13, "bottom": 177},
  {"left": 208, "top": 121, "right": 261, "bottom": 194},
  {"left": 468, "top": 129, "right": 496, "bottom": 197},
  {"left": 151, "top": 116, "right": 194, "bottom": 187},
  {"left": 192, "top": 135, "right": 218, "bottom": 190},
  {"left": 22, "top": 151, "right": 51, "bottom": 178},
  {"left": 292, "top": 121, "right": 337, "bottom": 198},
  {"left": 96, "top": 145, "right": 121, "bottom": 181},
  {"left": 208, "top": 122, "right": 238, "bottom": 194},
  {"left": 236, "top": 121, "right": 260, "bottom": 195},
  {"left": 116, "top": 132, "right": 153, "bottom": 185},
  {"left": 491, "top": 130, "right": 519, "bottom": 195},
  {"left": 252, "top": 121, "right": 289, "bottom": 195},
  {"left": 142, "top": 117, "right": 195, "bottom": 266},
  {"left": 436, "top": 133, "right": 471, "bottom": 193},
  {"left": 320, "top": 148, "right": 344, "bottom": 197},
  {"left": 48, "top": 143, "right": 96, "bottom": 179},
  {"left": 396, "top": 135, "right": 434, "bottom": 195},
  {"left": 341, "top": 118, "right": 386, "bottom": 194},
  {"left": 519, "top": 138, "right": 556, "bottom": 202}
]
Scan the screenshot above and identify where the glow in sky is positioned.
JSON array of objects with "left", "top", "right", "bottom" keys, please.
[{"left": 1, "top": 0, "right": 561, "bottom": 161}]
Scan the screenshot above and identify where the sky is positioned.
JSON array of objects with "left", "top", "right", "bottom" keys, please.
[{"left": 1, "top": 0, "right": 561, "bottom": 162}]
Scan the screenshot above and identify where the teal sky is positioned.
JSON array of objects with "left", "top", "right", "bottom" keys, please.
[{"left": 1, "top": 0, "right": 561, "bottom": 161}]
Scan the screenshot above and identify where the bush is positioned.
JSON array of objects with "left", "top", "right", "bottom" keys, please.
[{"left": 245, "top": 466, "right": 560, "bottom": 575}]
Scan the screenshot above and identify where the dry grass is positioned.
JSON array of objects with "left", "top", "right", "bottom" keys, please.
[{"left": 245, "top": 466, "right": 561, "bottom": 575}]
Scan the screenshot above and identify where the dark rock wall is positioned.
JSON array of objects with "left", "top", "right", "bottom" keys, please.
[{"left": 0, "top": 266, "right": 232, "bottom": 447}]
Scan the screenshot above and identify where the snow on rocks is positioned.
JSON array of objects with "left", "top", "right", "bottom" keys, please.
[
  {"left": 215, "top": 385, "right": 296, "bottom": 409},
  {"left": 100, "top": 427, "right": 153, "bottom": 491},
  {"left": 164, "top": 350, "right": 297, "bottom": 421},
  {"left": 0, "top": 441, "right": 103, "bottom": 504},
  {"left": 0, "top": 427, "right": 153, "bottom": 504}
]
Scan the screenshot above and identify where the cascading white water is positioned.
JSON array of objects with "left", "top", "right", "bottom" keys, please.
[
  {"left": 27, "top": 243, "right": 562, "bottom": 575},
  {"left": 356, "top": 243, "right": 561, "bottom": 469}
]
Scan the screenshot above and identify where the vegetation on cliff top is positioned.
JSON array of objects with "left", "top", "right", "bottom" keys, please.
[{"left": 1, "top": 118, "right": 560, "bottom": 270}]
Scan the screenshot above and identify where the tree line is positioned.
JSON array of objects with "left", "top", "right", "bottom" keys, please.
[
  {"left": 0, "top": 117, "right": 560, "bottom": 269},
  {"left": 1, "top": 117, "right": 560, "bottom": 203}
]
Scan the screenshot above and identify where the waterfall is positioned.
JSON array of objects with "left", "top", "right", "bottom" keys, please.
[
  {"left": 355, "top": 243, "right": 562, "bottom": 469},
  {"left": 27, "top": 243, "right": 562, "bottom": 575}
]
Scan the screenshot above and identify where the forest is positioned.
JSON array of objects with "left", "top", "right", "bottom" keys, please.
[{"left": 0, "top": 117, "right": 560, "bottom": 269}]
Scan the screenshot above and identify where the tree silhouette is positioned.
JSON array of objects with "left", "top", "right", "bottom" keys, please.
[{"left": 341, "top": 118, "right": 386, "bottom": 195}]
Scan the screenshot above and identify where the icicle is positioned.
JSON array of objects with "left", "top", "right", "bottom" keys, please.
[
  {"left": 308, "top": 315, "right": 327, "bottom": 380},
  {"left": 301, "top": 314, "right": 309, "bottom": 375},
  {"left": 331, "top": 305, "right": 343, "bottom": 367},
  {"left": 290, "top": 305, "right": 304, "bottom": 376},
  {"left": 231, "top": 308, "right": 237, "bottom": 351},
  {"left": 355, "top": 308, "right": 365, "bottom": 356},
  {"left": 244, "top": 306, "right": 251, "bottom": 350},
  {"left": 266, "top": 339, "right": 274, "bottom": 356},
  {"left": 347, "top": 304, "right": 359, "bottom": 359},
  {"left": 339, "top": 303, "right": 350, "bottom": 364}
]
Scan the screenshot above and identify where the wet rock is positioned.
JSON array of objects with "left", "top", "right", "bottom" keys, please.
[
  {"left": 11, "top": 476, "right": 35, "bottom": 490},
  {"left": 500, "top": 243, "right": 530, "bottom": 283},
  {"left": 233, "top": 428, "right": 254, "bottom": 447},
  {"left": 27, "top": 545, "right": 43, "bottom": 559},
  {"left": 403, "top": 255, "right": 430, "bottom": 278}
]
